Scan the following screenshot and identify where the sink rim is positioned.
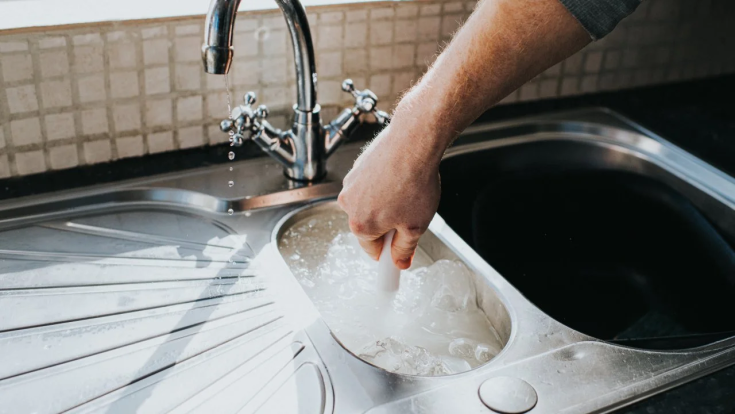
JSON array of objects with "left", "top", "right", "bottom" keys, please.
[{"left": 271, "top": 199, "right": 515, "bottom": 378}]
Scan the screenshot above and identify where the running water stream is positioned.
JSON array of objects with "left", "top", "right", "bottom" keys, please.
[
  {"left": 224, "top": 75, "right": 235, "bottom": 216},
  {"left": 279, "top": 211, "right": 504, "bottom": 376}
]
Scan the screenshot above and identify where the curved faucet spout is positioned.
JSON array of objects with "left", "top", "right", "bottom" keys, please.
[{"left": 202, "top": 0, "right": 318, "bottom": 112}]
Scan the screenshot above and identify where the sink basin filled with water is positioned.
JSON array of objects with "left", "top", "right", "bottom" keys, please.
[{"left": 276, "top": 203, "right": 511, "bottom": 376}]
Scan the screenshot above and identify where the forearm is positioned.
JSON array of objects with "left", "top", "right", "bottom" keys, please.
[{"left": 391, "top": 0, "right": 590, "bottom": 165}]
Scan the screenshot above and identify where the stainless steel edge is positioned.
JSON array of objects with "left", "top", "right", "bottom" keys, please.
[{"left": 0, "top": 108, "right": 733, "bottom": 413}]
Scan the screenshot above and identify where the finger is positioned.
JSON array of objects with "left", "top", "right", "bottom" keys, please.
[
  {"left": 357, "top": 235, "right": 384, "bottom": 261},
  {"left": 391, "top": 228, "right": 421, "bottom": 269}
]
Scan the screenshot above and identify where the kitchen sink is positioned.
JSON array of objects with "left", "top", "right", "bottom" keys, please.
[
  {"left": 0, "top": 109, "right": 733, "bottom": 413},
  {"left": 439, "top": 127, "right": 735, "bottom": 349}
]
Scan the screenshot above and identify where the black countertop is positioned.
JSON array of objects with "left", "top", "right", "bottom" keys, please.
[{"left": 0, "top": 75, "right": 734, "bottom": 412}]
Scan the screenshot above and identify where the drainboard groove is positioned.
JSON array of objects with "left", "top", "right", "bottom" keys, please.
[
  {"left": 0, "top": 249, "right": 251, "bottom": 267},
  {"left": 37, "top": 222, "right": 238, "bottom": 252},
  {"left": 0, "top": 304, "right": 279, "bottom": 382},
  {"left": 0, "top": 287, "right": 270, "bottom": 334}
]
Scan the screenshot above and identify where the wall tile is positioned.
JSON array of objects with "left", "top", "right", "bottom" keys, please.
[
  {"left": 145, "top": 67, "right": 171, "bottom": 95},
  {"left": 0, "top": 41, "right": 28, "bottom": 53},
  {"left": 6, "top": 85, "right": 38, "bottom": 113},
  {"left": 176, "top": 96, "right": 203, "bottom": 122},
  {"left": 41, "top": 79, "right": 73, "bottom": 108},
  {"left": 109, "top": 71, "right": 140, "bottom": 99},
  {"left": 109, "top": 42, "right": 137, "bottom": 70},
  {"left": 73, "top": 33, "right": 102, "bottom": 46},
  {"left": 10, "top": 117, "right": 42, "bottom": 146},
  {"left": 344, "top": 49, "right": 368, "bottom": 74},
  {"left": 418, "top": 17, "right": 441, "bottom": 40},
  {"left": 2, "top": 54, "right": 33, "bottom": 82},
  {"left": 0, "top": 154, "right": 10, "bottom": 178},
  {"left": 40, "top": 50, "right": 70, "bottom": 78},
  {"left": 260, "top": 58, "right": 288, "bottom": 84},
  {"left": 73, "top": 45, "right": 104, "bottom": 73},
  {"left": 112, "top": 103, "right": 141, "bottom": 132},
  {"left": 370, "top": 8, "right": 395, "bottom": 20},
  {"left": 45, "top": 113, "right": 76, "bottom": 141},
  {"left": 141, "top": 26, "right": 168, "bottom": 40},
  {"left": 178, "top": 126, "right": 204, "bottom": 149},
  {"left": 261, "top": 30, "right": 288, "bottom": 56},
  {"left": 560, "top": 77, "right": 580, "bottom": 96},
  {"left": 147, "top": 131, "right": 174, "bottom": 153},
  {"left": 371, "top": 21, "right": 394, "bottom": 45},
  {"left": 318, "top": 25, "right": 344, "bottom": 50},
  {"left": 393, "top": 44, "right": 415, "bottom": 69},
  {"left": 146, "top": 99, "right": 173, "bottom": 127},
  {"left": 420, "top": 4, "right": 442, "bottom": 16},
  {"left": 143, "top": 38, "right": 169, "bottom": 66},
  {"left": 344, "top": 23, "right": 367, "bottom": 48},
  {"left": 15, "top": 150, "right": 46, "bottom": 175},
  {"left": 116, "top": 135, "right": 144, "bottom": 158},
  {"left": 396, "top": 4, "right": 419, "bottom": 18},
  {"left": 175, "top": 64, "right": 201, "bottom": 91},
  {"left": 519, "top": 83, "right": 538, "bottom": 101},
  {"left": 370, "top": 46, "right": 393, "bottom": 71},
  {"left": 369, "top": 73, "right": 391, "bottom": 96},
  {"left": 317, "top": 51, "right": 343, "bottom": 78},
  {"left": 394, "top": 20, "right": 418, "bottom": 43},
  {"left": 346, "top": 9, "right": 368, "bottom": 22},
  {"left": 77, "top": 74, "right": 106, "bottom": 103},
  {"left": 39, "top": 37, "right": 66, "bottom": 49},
  {"left": 81, "top": 108, "right": 109, "bottom": 135},
  {"left": 49, "top": 144, "right": 79, "bottom": 170},
  {"left": 84, "top": 139, "right": 112, "bottom": 163},
  {"left": 539, "top": 79, "right": 559, "bottom": 98},
  {"left": 584, "top": 51, "right": 603, "bottom": 73}
]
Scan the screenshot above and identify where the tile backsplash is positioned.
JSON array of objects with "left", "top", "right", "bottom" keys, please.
[{"left": 0, "top": 0, "right": 733, "bottom": 178}]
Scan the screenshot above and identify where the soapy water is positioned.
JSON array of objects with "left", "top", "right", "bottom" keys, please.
[{"left": 280, "top": 212, "right": 504, "bottom": 376}]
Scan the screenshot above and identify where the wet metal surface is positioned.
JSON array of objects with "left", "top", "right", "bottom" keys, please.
[{"left": 0, "top": 109, "right": 733, "bottom": 413}]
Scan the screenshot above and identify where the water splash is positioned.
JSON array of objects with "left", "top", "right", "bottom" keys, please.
[{"left": 279, "top": 212, "right": 504, "bottom": 376}]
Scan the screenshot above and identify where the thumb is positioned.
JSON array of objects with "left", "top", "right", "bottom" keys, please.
[
  {"left": 356, "top": 235, "right": 384, "bottom": 261},
  {"left": 391, "top": 228, "right": 421, "bottom": 269}
]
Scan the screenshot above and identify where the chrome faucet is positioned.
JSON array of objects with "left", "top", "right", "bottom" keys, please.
[{"left": 202, "top": 0, "right": 390, "bottom": 182}]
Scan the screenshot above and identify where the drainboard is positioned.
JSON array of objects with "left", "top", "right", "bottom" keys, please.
[{"left": 0, "top": 108, "right": 732, "bottom": 413}]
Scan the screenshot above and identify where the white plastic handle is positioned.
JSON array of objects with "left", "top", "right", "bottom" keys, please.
[{"left": 377, "top": 230, "right": 400, "bottom": 291}]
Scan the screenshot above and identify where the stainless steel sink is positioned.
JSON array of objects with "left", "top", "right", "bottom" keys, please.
[{"left": 0, "top": 108, "right": 733, "bottom": 414}]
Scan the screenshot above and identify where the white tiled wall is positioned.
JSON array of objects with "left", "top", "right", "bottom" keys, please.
[{"left": 0, "top": 0, "right": 734, "bottom": 178}]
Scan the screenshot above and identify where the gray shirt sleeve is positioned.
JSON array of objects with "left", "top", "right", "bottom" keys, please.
[{"left": 558, "top": 0, "right": 642, "bottom": 40}]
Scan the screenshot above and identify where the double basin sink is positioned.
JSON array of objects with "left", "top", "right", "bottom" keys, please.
[{"left": 0, "top": 109, "right": 732, "bottom": 413}]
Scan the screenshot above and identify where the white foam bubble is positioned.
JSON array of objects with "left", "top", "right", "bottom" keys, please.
[{"left": 280, "top": 213, "right": 503, "bottom": 376}]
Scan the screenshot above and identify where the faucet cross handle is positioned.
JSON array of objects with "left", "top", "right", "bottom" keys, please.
[
  {"left": 341, "top": 79, "right": 391, "bottom": 125},
  {"left": 220, "top": 92, "right": 270, "bottom": 146}
]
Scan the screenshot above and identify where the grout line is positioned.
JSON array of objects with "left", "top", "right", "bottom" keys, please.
[
  {"left": 102, "top": 27, "right": 118, "bottom": 161},
  {"left": 28, "top": 36, "right": 51, "bottom": 173},
  {"left": 135, "top": 25, "right": 149, "bottom": 155}
]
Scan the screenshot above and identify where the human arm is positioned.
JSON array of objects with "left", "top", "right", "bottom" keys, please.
[{"left": 337, "top": 0, "right": 623, "bottom": 268}]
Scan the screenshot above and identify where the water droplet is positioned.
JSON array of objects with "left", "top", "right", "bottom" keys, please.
[
  {"left": 228, "top": 180, "right": 234, "bottom": 187},
  {"left": 245, "top": 211, "right": 252, "bottom": 217},
  {"left": 227, "top": 208, "right": 234, "bottom": 215},
  {"left": 229, "top": 167, "right": 233, "bottom": 172},
  {"left": 228, "top": 151, "right": 235, "bottom": 160}
]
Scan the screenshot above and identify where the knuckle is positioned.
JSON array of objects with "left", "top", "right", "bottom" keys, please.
[
  {"left": 400, "top": 225, "right": 424, "bottom": 240},
  {"left": 348, "top": 218, "right": 367, "bottom": 234}
]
